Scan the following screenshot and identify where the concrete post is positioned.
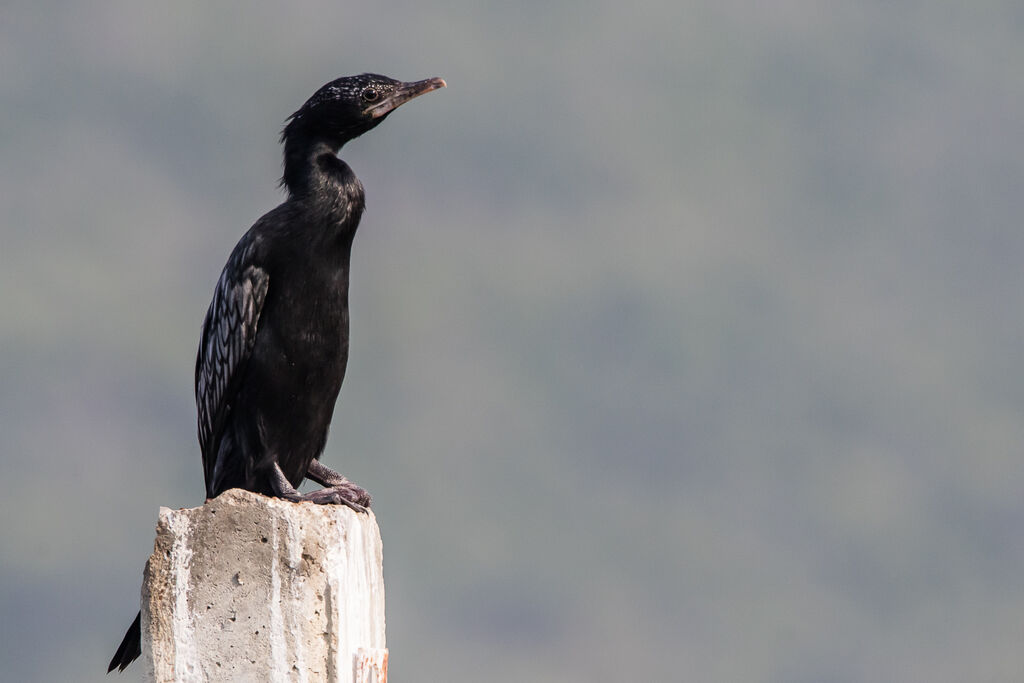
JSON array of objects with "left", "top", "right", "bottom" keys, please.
[{"left": 140, "top": 489, "right": 387, "bottom": 683}]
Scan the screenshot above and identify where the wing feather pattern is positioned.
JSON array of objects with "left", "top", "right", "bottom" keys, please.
[{"left": 195, "top": 240, "right": 269, "bottom": 497}]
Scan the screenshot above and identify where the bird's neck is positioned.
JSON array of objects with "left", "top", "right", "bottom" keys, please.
[
  {"left": 282, "top": 138, "right": 366, "bottom": 230},
  {"left": 282, "top": 136, "right": 340, "bottom": 194}
]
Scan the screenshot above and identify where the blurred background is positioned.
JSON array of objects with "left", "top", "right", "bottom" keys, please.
[{"left": 2, "top": 1, "right": 1023, "bottom": 681}]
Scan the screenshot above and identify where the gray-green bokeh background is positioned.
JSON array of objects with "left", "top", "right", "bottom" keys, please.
[{"left": 3, "top": 2, "right": 1023, "bottom": 681}]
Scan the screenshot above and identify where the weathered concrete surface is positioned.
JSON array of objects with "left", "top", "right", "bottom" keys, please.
[{"left": 140, "top": 489, "right": 386, "bottom": 683}]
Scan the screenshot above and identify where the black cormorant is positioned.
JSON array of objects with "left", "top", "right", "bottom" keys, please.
[{"left": 108, "top": 73, "right": 446, "bottom": 673}]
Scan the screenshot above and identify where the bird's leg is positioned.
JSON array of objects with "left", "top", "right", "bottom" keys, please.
[
  {"left": 306, "top": 459, "right": 372, "bottom": 509},
  {"left": 268, "top": 462, "right": 310, "bottom": 502},
  {"left": 307, "top": 459, "right": 351, "bottom": 485},
  {"left": 269, "top": 462, "right": 368, "bottom": 513}
]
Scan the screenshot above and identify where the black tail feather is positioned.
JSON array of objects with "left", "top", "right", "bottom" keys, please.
[{"left": 107, "top": 611, "right": 141, "bottom": 673}]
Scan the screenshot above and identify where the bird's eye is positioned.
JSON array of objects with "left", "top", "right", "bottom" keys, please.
[{"left": 361, "top": 88, "right": 379, "bottom": 103}]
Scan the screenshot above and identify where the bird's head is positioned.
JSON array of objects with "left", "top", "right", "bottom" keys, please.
[{"left": 283, "top": 73, "right": 446, "bottom": 149}]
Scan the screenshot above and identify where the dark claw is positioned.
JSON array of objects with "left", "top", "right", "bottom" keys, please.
[
  {"left": 302, "top": 484, "right": 371, "bottom": 513},
  {"left": 270, "top": 463, "right": 370, "bottom": 513}
]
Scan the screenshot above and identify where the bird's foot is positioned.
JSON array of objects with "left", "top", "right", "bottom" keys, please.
[
  {"left": 301, "top": 482, "right": 372, "bottom": 513},
  {"left": 270, "top": 462, "right": 371, "bottom": 513}
]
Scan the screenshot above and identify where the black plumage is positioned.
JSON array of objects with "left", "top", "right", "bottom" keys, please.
[{"left": 108, "top": 73, "right": 445, "bottom": 673}]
